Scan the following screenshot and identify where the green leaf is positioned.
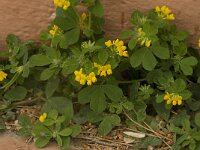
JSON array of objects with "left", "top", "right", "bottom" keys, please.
[
  {"left": 90, "top": 87, "right": 107, "bottom": 114},
  {"left": 156, "top": 94, "right": 164, "bottom": 103},
  {"left": 62, "top": 58, "right": 79, "bottom": 75},
  {"left": 173, "top": 42, "right": 187, "bottom": 56},
  {"left": 43, "top": 46, "right": 60, "bottom": 59},
  {"left": 170, "top": 79, "right": 186, "bottom": 93},
  {"left": 40, "top": 68, "right": 56, "bottom": 81},
  {"left": 133, "top": 100, "right": 147, "bottom": 121},
  {"left": 59, "top": 128, "right": 73, "bottom": 136},
  {"left": 152, "top": 101, "right": 170, "bottom": 121},
  {"left": 89, "top": 0, "right": 104, "bottom": 17},
  {"left": 195, "top": 112, "right": 200, "bottom": 127},
  {"left": 42, "top": 97, "right": 73, "bottom": 122},
  {"left": 45, "top": 77, "right": 60, "bottom": 98},
  {"left": 61, "top": 137, "right": 70, "bottom": 149},
  {"left": 179, "top": 90, "right": 192, "bottom": 100},
  {"left": 48, "top": 109, "right": 58, "bottom": 120},
  {"left": 56, "top": 135, "right": 62, "bottom": 147},
  {"left": 86, "top": 110, "right": 104, "bottom": 123},
  {"left": 0, "top": 118, "right": 5, "bottom": 130},
  {"left": 122, "top": 101, "right": 134, "bottom": 111},
  {"left": 18, "top": 115, "right": 31, "bottom": 127},
  {"left": 70, "top": 124, "right": 81, "bottom": 137},
  {"left": 78, "top": 86, "right": 94, "bottom": 104},
  {"left": 180, "top": 56, "right": 198, "bottom": 75},
  {"left": 4, "top": 86, "right": 27, "bottom": 102},
  {"left": 138, "top": 137, "right": 162, "bottom": 148},
  {"left": 150, "top": 43, "right": 170, "bottom": 59},
  {"left": 54, "top": 17, "right": 77, "bottom": 31},
  {"left": 43, "top": 119, "right": 55, "bottom": 126},
  {"left": 98, "top": 49, "right": 108, "bottom": 64},
  {"left": 120, "top": 30, "right": 133, "bottom": 39},
  {"left": 35, "top": 137, "right": 51, "bottom": 148},
  {"left": 59, "top": 27, "right": 80, "bottom": 49},
  {"left": 130, "top": 49, "right": 143, "bottom": 68},
  {"left": 17, "top": 128, "right": 31, "bottom": 137},
  {"left": 22, "top": 64, "right": 30, "bottom": 78},
  {"left": 98, "top": 114, "right": 120, "bottom": 135},
  {"left": 103, "top": 84, "right": 123, "bottom": 102},
  {"left": 169, "top": 110, "right": 190, "bottom": 127},
  {"left": 32, "top": 123, "right": 52, "bottom": 136},
  {"left": 56, "top": 116, "right": 65, "bottom": 124},
  {"left": 130, "top": 48, "right": 157, "bottom": 71},
  {"left": 176, "top": 31, "right": 188, "bottom": 41},
  {"left": 128, "top": 37, "right": 137, "bottom": 50},
  {"left": 29, "top": 54, "right": 52, "bottom": 67},
  {"left": 142, "top": 50, "right": 157, "bottom": 71}
]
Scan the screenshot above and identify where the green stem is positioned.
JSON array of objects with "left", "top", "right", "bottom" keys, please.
[
  {"left": 1, "top": 72, "right": 21, "bottom": 91},
  {"left": 12, "top": 97, "right": 41, "bottom": 107},
  {"left": 88, "top": 11, "right": 92, "bottom": 31},
  {"left": 117, "top": 78, "right": 146, "bottom": 84}
]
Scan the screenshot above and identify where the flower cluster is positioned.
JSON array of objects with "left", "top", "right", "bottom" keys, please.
[
  {"left": 155, "top": 6, "right": 175, "bottom": 21},
  {"left": 53, "top": 0, "right": 70, "bottom": 10},
  {"left": 80, "top": 12, "right": 87, "bottom": 30},
  {"left": 39, "top": 113, "right": 47, "bottom": 123},
  {"left": 74, "top": 68, "right": 97, "bottom": 86},
  {"left": 94, "top": 63, "right": 112, "bottom": 77},
  {"left": 49, "top": 25, "right": 63, "bottom": 36},
  {"left": 105, "top": 39, "right": 128, "bottom": 57},
  {"left": 137, "top": 28, "right": 151, "bottom": 47},
  {"left": 163, "top": 92, "right": 183, "bottom": 106},
  {"left": 0, "top": 71, "right": 7, "bottom": 81}
]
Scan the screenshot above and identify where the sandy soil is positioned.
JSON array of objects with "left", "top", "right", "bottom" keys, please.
[{"left": 0, "top": 132, "right": 81, "bottom": 150}]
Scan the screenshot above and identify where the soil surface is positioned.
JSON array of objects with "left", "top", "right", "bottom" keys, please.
[{"left": 0, "top": 132, "right": 81, "bottom": 150}]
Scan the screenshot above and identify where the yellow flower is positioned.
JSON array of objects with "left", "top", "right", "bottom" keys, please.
[
  {"left": 49, "top": 25, "right": 62, "bottom": 36},
  {"left": 86, "top": 72, "right": 97, "bottom": 86},
  {"left": 39, "top": 113, "right": 47, "bottom": 123},
  {"left": 74, "top": 69, "right": 97, "bottom": 86},
  {"left": 198, "top": 39, "right": 200, "bottom": 48},
  {"left": 105, "top": 39, "right": 128, "bottom": 57},
  {"left": 80, "top": 74, "right": 87, "bottom": 85},
  {"left": 167, "top": 14, "right": 175, "bottom": 20},
  {"left": 94, "top": 63, "right": 112, "bottom": 77},
  {"left": 80, "top": 12, "right": 87, "bottom": 30},
  {"left": 145, "top": 40, "right": 151, "bottom": 47},
  {"left": 74, "top": 68, "right": 87, "bottom": 85},
  {"left": 155, "top": 6, "right": 161, "bottom": 12},
  {"left": 155, "top": 6, "right": 175, "bottom": 21},
  {"left": 0, "top": 71, "right": 8, "bottom": 81},
  {"left": 163, "top": 92, "right": 171, "bottom": 100},
  {"left": 54, "top": 0, "right": 70, "bottom": 10},
  {"left": 137, "top": 28, "right": 151, "bottom": 48},
  {"left": 163, "top": 92, "right": 183, "bottom": 106},
  {"left": 81, "top": 13, "right": 87, "bottom": 21},
  {"left": 105, "top": 40, "right": 113, "bottom": 47}
]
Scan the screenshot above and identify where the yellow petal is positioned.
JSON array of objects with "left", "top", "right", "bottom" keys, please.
[
  {"left": 167, "top": 14, "right": 175, "bottom": 20},
  {"left": 105, "top": 40, "right": 113, "bottom": 47},
  {"left": 178, "top": 100, "right": 182, "bottom": 105},
  {"left": 166, "top": 99, "right": 172, "bottom": 104},
  {"left": 106, "top": 69, "right": 112, "bottom": 75},
  {"left": 123, "top": 51, "right": 129, "bottom": 57},
  {"left": 172, "top": 100, "right": 177, "bottom": 106},
  {"left": 140, "top": 40, "right": 145, "bottom": 46},
  {"left": 145, "top": 40, "right": 151, "bottom": 47},
  {"left": 155, "top": 6, "right": 161, "bottom": 12}
]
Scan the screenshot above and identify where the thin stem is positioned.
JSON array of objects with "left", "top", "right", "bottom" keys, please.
[
  {"left": 117, "top": 79, "right": 146, "bottom": 84},
  {"left": 88, "top": 11, "right": 92, "bottom": 32},
  {"left": 123, "top": 110, "right": 172, "bottom": 149}
]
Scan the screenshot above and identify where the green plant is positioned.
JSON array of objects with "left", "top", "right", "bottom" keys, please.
[
  {"left": 0, "top": 2, "right": 200, "bottom": 150},
  {"left": 18, "top": 109, "right": 81, "bottom": 149}
]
